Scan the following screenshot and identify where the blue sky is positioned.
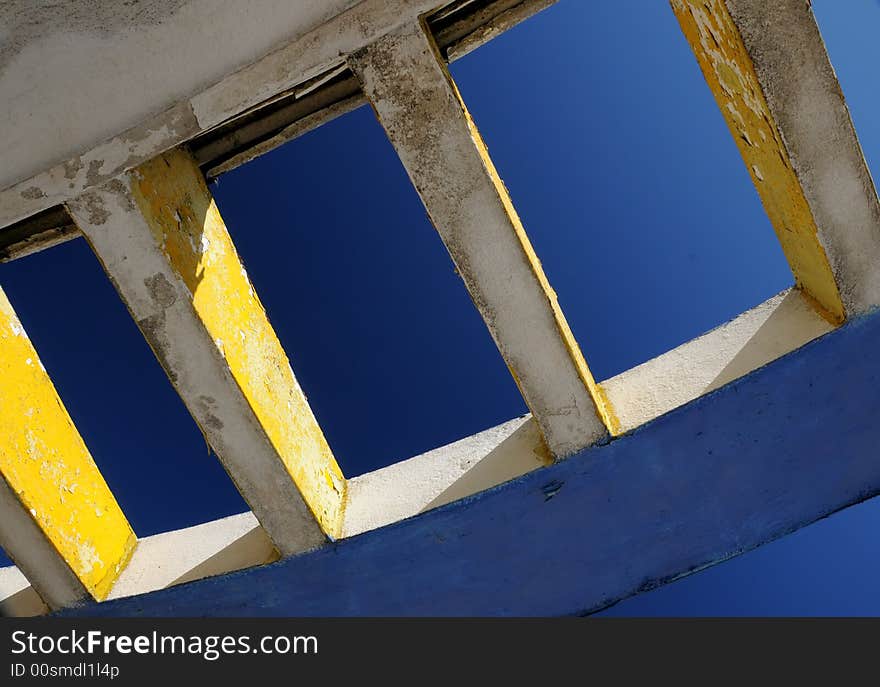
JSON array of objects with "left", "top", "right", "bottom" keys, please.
[{"left": 1, "top": 0, "right": 879, "bottom": 614}]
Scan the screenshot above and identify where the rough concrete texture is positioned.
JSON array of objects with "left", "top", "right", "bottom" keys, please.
[
  {"left": 0, "top": 476, "right": 90, "bottom": 612},
  {"left": 0, "top": 283, "right": 836, "bottom": 614},
  {"left": 128, "top": 149, "right": 347, "bottom": 538},
  {"left": 0, "top": 415, "right": 544, "bottom": 614},
  {"left": 344, "top": 415, "right": 548, "bottom": 537},
  {"left": 679, "top": 0, "right": 880, "bottom": 317},
  {"left": 2, "top": 412, "right": 545, "bottom": 615},
  {"left": 0, "top": 0, "right": 443, "bottom": 230},
  {"left": 66, "top": 159, "right": 336, "bottom": 556},
  {"left": 0, "top": 288, "right": 136, "bottom": 608},
  {"left": 61, "top": 307, "right": 880, "bottom": 617},
  {"left": 0, "top": 102, "right": 199, "bottom": 230},
  {"left": 1, "top": 512, "right": 275, "bottom": 617},
  {"left": 350, "top": 21, "right": 614, "bottom": 458},
  {"left": 0, "top": 564, "right": 48, "bottom": 617},
  {"left": 672, "top": 0, "right": 845, "bottom": 322},
  {"left": 602, "top": 288, "right": 832, "bottom": 433},
  {"left": 0, "top": 0, "right": 360, "bottom": 191}
]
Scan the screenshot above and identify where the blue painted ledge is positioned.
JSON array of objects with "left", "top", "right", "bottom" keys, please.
[{"left": 63, "top": 309, "right": 880, "bottom": 616}]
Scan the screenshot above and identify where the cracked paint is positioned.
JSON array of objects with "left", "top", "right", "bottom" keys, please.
[
  {"left": 0, "top": 288, "right": 135, "bottom": 600},
  {"left": 350, "top": 22, "right": 615, "bottom": 455},
  {"left": 671, "top": 0, "right": 844, "bottom": 324},
  {"left": 128, "top": 149, "right": 347, "bottom": 538}
]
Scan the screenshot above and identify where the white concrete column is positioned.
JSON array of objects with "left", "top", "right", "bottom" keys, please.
[
  {"left": 67, "top": 149, "right": 346, "bottom": 556},
  {"left": 672, "top": 0, "right": 880, "bottom": 320},
  {"left": 349, "top": 21, "right": 616, "bottom": 458}
]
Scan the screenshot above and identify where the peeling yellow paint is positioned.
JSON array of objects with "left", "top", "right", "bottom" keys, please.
[
  {"left": 443, "top": 66, "right": 620, "bottom": 438},
  {"left": 129, "top": 149, "right": 346, "bottom": 538},
  {"left": 672, "top": 0, "right": 844, "bottom": 324},
  {"left": 0, "top": 289, "right": 135, "bottom": 600}
]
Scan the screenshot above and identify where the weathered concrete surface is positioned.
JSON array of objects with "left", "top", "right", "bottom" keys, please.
[
  {"left": 0, "top": 288, "right": 136, "bottom": 609},
  {"left": 0, "top": 0, "right": 359, "bottom": 191},
  {"left": 350, "top": 21, "right": 615, "bottom": 458},
  {"left": 60, "top": 307, "right": 880, "bottom": 616},
  {"left": 602, "top": 288, "right": 832, "bottom": 433},
  {"left": 672, "top": 0, "right": 844, "bottom": 322},
  {"left": 2, "top": 416, "right": 544, "bottom": 615},
  {"left": 0, "top": 1, "right": 558, "bottom": 251},
  {"left": 0, "top": 565, "right": 47, "bottom": 617},
  {"left": 438, "top": 0, "right": 557, "bottom": 62},
  {"left": 67, "top": 150, "right": 345, "bottom": 554},
  {"left": 673, "top": 0, "right": 880, "bottom": 318},
  {"left": 108, "top": 512, "right": 274, "bottom": 601},
  {"left": 1, "top": 513, "right": 275, "bottom": 617},
  {"left": 0, "top": 103, "right": 201, "bottom": 231},
  {"left": 0, "top": 282, "right": 840, "bottom": 614},
  {"left": 344, "top": 415, "right": 547, "bottom": 537},
  {"left": 0, "top": 0, "right": 440, "bottom": 230}
]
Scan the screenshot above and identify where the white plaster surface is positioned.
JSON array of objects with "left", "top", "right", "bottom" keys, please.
[
  {"left": 0, "top": 0, "right": 359, "bottom": 191},
  {"left": 0, "top": 286, "right": 829, "bottom": 614},
  {"left": 350, "top": 21, "right": 608, "bottom": 458},
  {"left": 1, "top": 513, "right": 273, "bottom": 617},
  {"left": 343, "top": 415, "right": 547, "bottom": 537},
  {"left": 108, "top": 512, "right": 273, "bottom": 600},
  {"left": 726, "top": 0, "right": 880, "bottom": 315},
  {"left": 602, "top": 288, "right": 832, "bottom": 433},
  {"left": 68, "top": 180, "right": 327, "bottom": 556},
  {"left": 0, "top": 0, "right": 442, "bottom": 228}
]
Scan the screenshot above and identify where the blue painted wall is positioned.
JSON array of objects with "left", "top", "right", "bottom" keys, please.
[{"left": 63, "top": 310, "right": 880, "bottom": 617}]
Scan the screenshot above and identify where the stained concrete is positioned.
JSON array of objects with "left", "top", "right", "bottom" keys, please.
[
  {"left": 719, "top": 0, "right": 880, "bottom": 315},
  {"left": 350, "top": 21, "right": 612, "bottom": 457}
]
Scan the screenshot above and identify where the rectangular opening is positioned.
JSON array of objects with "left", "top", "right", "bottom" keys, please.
[
  {"left": 208, "top": 104, "right": 527, "bottom": 477},
  {"left": 447, "top": 1, "right": 795, "bottom": 382},
  {"left": 0, "top": 237, "right": 248, "bottom": 568}
]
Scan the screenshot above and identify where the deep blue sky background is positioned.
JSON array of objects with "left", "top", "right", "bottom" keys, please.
[{"left": 1, "top": 1, "right": 878, "bottom": 614}]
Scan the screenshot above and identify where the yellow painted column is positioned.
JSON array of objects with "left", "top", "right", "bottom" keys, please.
[
  {"left": 130, "top": 149, "right": 346, "bottom": 539},
  {"left": 0, "top": 288, "right": 135, "bottom": 609},
  {"left": 350, "top": 21, "right": 617, "bottom": 457},
  {"left": 671, "top": 0, "right": 844, "bottom": 324},
  {"left": 68, "top": 149, "right": 346, "bottom": 554}
]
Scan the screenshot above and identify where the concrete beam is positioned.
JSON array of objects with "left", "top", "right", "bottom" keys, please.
[
  {"left": 0, "top": 0, "right": 358, "bottom": 194},
  {"left": 0, "top": 1, "right": 558, "bottom": 262},
  {"left": 0, "top": 288, "right": 136, "bottom": 610},
  {"left": 349, "top": 21, "right": 616, "bottom": 458},
  {"left": 195, "top": 71, "right": 366, "bottom": 180},
  {"left": 1, "top": 513, "right": 275, "bottom": 617},
  {"left": 0, "top": 206, "right": 80, "bottom": 262},
  {"left": 602, "top": 288, "right": 832, "bottom": 433},
  {"left": 344, "top": 415, "right": 548, "bottom": 537},
  {"left": 0, "top": 566, "right": 48, "bottom": 618},
  {"left": 0, "top": 0, "right": 430, "bottom": 230},
  {"left": 66, "top": 149, "right": 346, "bottom": 555},
  {"left": 0, "top": 284, "right": 836, "bottom": 615},
  {"left": 3, "top": 417, "right": 545, "bottom": 615},
  {"left": 432, "top": 0, "right": 557, "bottom": 62},
  {"left": 0, "top": 0, "right": 555, "bottom": 236},
  {"left": 347, "top": 288, "right": 833, "bottom": 531},
  {"left": 61, "top": 306, "right": 880, "bottom": 616},
  {"left": 672, "top": 0, "right": 880, "bottom": 320}
]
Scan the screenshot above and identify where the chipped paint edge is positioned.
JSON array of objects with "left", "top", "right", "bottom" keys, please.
[{"left": 671, "top": 0, "right": 845, "bottom": 323}]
